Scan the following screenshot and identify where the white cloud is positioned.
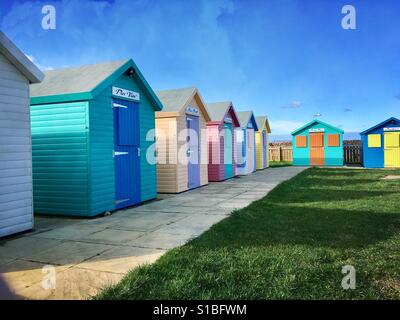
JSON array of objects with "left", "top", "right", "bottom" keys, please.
[
  {"left": 280, "top": 100, "right": 302, "bottom": 109},
  {"left": 25, "top": 54, "right": 54, "bottom": 70}
]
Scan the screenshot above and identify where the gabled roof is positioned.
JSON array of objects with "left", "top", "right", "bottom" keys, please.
[
  {"left": 30, "top": 59, "right": 163, "bottom": 110},
  {"left": 360, "top": 117, "right": 400, "bottom": 135},
  {"left": 206, "top": 101, "right": 240, "bottom": 127},
  {"left": 291, "top": 119, "right": 344, "bottom": 135},
  {"left": 0, "top": 31, "right": 44, "bottom": 83},
  {"left": 236, "top": 111, "right": 259, "bottom": 130},
  {"left": 255, "top": 116, "right": 271, "bottom": 133},
  {"left": 155, "top": 87, "right": 210, "bottom": 121}
]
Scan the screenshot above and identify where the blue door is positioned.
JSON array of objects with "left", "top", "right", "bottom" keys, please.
[
  {"left": 113, "top": 99, "right": 140, "bottom": 209},
  {"left": 224, "top": 123, "right": 233, "bottom": 179},
  {"left": 187, "top": 116, "right": 200, "bottom": 189}
]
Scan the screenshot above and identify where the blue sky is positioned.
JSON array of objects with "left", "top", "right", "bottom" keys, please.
[{"left": 1, "top": 0, "right": 400, "bottom": 134}]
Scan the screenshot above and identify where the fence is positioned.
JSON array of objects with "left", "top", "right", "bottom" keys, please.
[
  {"left": 269, "top": 146, "right": 293, "bottom": 162},
  {"left": 343, "top": 145, "right": 362, "bottom": 164},
  {"left": 269, "top": 145, "right": 362, "bottom": 164}
]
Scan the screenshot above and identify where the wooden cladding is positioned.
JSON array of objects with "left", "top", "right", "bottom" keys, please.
[
  {"left": 327, "top": 134, "right": 340, "bottom": 147},
  {"left": 309, "top": 133, "right": 324, "bottom": 147},
  {"left": 296, "top": 135, "right": 307, "bottom": 148}
]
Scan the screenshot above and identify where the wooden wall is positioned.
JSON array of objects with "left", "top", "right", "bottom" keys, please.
[
  {"left": 0, "top": 52, "right": 33, "bottom": 237},
  {"left": 156, "top": 117, "right": 178, "bottom": 193},
  {"left": 156, "top": 94, "right": 208, "bottom": 193}
]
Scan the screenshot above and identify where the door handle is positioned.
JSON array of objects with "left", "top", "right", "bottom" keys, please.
[
  {"left": 112, "top": 103, "right": 128, "bottom": 109},
  {"left": 113, "top": 151, "right": 129, "bottom": 157}
]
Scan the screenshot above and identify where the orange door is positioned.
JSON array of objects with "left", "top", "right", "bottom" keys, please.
[{"left": 309, "top": 133, "right": 324, "bottom": 166}]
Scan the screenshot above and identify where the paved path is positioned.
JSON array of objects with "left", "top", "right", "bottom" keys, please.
[{"left": 0, "top": 166, "right": 306, "bottom": 300}]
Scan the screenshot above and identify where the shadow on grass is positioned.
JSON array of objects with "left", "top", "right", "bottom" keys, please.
[{"left": 197, "top": 205, "right": 400, "bottom": 250}]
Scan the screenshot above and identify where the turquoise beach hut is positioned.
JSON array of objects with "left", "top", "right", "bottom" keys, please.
[
  {"left": 30, "top": 59, "right": 163, "bottom": 216},
  {"left": 291, "top": 119, "right": 344, "bottom": 166}
]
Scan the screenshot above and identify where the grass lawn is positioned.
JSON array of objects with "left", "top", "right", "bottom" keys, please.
[
  {"left": 269, "top": 161, "right": 292, "bottom": 168},
  {"left": 97, "top": 168, "right": 400, "bottom": 299}
]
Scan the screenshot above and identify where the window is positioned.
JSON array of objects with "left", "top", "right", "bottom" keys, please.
[
  {"left": 296, "top": 135, "right": 307, "bottom": 148},
  {"left": 310, "top": 133, "right": 324, "bottom": 147},
  {"left": 368, "top": 134, "right": 381, "bottom": 148},
  {"left": 327, "top": 134, "right": 340, "bottom": 147}
]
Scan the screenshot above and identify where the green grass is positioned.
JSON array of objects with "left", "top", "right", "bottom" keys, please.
[
  {"left": 97, "top": 168, "right": 400, "bottom": 299},
  {"left": 269, "top": 161, "right": 293, "bottom": 167}
]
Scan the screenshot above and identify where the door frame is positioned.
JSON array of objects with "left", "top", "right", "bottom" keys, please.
[
  {"left": 309, "top": 132, "right": 325, "bottom": 166},
  {"left": 223, "top": 122, "right": 233, "bottom": 179},
  {"left": 112, "top": 98, "right": 141, "bottom": 209},
  {"left": 186, "top": 115, "right": 200, "bottom": 189},
  {"left": 384, "top": 131, "right": 400, "bottom": 168}
]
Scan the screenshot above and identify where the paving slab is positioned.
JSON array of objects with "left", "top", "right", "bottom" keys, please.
[
  {"left": 217, "top": 199, "right": 255, "bottom": 209},
  {"left": 202, "top": 207, "right": 233, "bottom": 216},
  {"left": 127, "top": 232, "right": 191, "bottom": 250},
  {"left": 81, "top": 228, "right": 145, "bottom": 245},
  {"left": 112, "top": 212, "right": 185, "bottom": 232},
  {"left": 156, "top": 214, "right": 226, "bottom": 237},
  {"left": 0, "top": 237, "right": 64, "bottom": 260},
  {"left": 125, "top": 204, "right": 204, "bottom": 214},
  {"left": 0, "top": 256, "right": 16, "bottom": 267},
  {"left": 75, "top": 246, "right": 165, "bottom": 274},
  {"left": 231, "top": 193, "right": 265, "bottom": 200},
  {"left": 31, "top": 224, "right": 108, "bottom": 241},
  {"left": 27, "top": 241, "right": 113, "bottom": 266},
  {"left": 18, "top": 267, "right": 123, "bottom": 300},
  {"left": 0, "top": 259, "right": 69, "bottom": 294}
]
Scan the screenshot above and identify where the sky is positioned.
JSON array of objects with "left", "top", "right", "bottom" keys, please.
[{"left": 1, "top": 0, "right": 400, "bottom": 135}]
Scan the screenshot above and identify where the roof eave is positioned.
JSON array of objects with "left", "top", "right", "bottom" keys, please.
[
  {"left": 291, "top": 119, "right": 343, "bottom": 135},
  {"left": 182, "top": 88, "right": 211, "bottom": 122},
  {"left": 0, "top": 31, "right": 44, "bottom": 84},
  {"left": 360, "top": 117, "right": 400, "bottom": 135},
  {"left": 31, "top": 92, "right": 93, "bottom": 105},
  {"left": 250, "top": 113, "right": 259, "bottom": 131},
  {"left": 227, "top": 104, "right": 241, "bottom": 128},
  {"left": 265, "top": 118, "right": 271, "bottom": 133}
]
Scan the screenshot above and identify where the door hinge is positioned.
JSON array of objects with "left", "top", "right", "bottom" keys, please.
[{"left": 137, "top": 147, "right": 141, "bottom": 157}]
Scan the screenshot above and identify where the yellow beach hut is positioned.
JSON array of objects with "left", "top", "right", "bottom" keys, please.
[
  {"left": 255, "top": 116, "right": 271, "bottom": 170},
  {"left": 155, "top": 87, "right": 211, "bottom": 193}
]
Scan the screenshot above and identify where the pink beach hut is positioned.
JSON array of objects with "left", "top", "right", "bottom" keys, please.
[{"left": 206, "top": 101, "right": 240, "bottom": 182}]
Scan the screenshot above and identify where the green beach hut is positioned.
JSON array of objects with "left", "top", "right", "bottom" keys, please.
[{"left": 30, "top": 59, "right": 163, "bottom": 217}]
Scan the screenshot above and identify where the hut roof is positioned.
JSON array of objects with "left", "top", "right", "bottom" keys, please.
[
  {"left": 155, "top": 87, "right": 210, "bottom": 121},
  {"left": 30, "top": 59, "right": 163, "bottom": 110},
  {"left": 291, "top": 119, "right": 344, "bottom": 135},
  {"left": 236, "top": 111, "right": 259, "bottom": 130}
]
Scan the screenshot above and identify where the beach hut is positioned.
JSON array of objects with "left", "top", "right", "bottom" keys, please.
[
  {"left": 291, "top": 119, "right": 344, "bottom": 166},
  {"left": 30, "top": 59, "right": 163, "bottom": 217},
  {"left": 360, "top": 117, "right": 400, "bottom": 168},
  {"left": 155, "top": 87, "right": 210, "bottom": 193},
  {"left": 206, "top": 101, "right": 240, "bottom": 181},
  {"left": 235, "top": 111, "right": 258, "bottom": 175},
  {"left": 255, "top": 116, "right": 271, "bottom": 170},
  {"left": 0, "top": 32, "right": 44, "bottom": 237}
]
